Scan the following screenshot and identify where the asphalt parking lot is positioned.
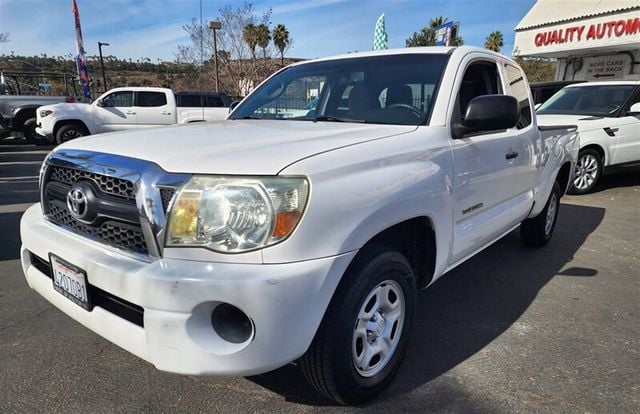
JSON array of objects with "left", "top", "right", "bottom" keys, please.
[{"left": 1, "top": 140, "right": 638, "bottom": 413}]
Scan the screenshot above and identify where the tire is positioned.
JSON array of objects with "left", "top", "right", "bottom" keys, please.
[
  {"left": 55, "top": 123, "right": 88, "bottom": 144},
  {"left": 300, "top": 245, "right": 417, "bottom": 405},
  {"left": 521, "top": 181, "right": 561, "bottom": 247},
  {"left": 23, "top": 117, "right": 52, "bottom": 146},
  {"left": 568, "top": 149, "right": 603, "bottom": 195}
]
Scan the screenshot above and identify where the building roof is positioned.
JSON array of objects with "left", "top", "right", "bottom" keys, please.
[{"left": 515, "top": 0, "right": 640, "bottom": 31}]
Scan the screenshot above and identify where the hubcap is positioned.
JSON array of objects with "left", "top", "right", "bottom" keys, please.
[
  {"left": 573, "top": 154, "right": 598, "bottom": 190},
  {"left": 62, "top": 129, "right": 82, "bottom": 141},
  {"left": 352, "top": 280, "right": 405, "bottom": 378},
  {"left": 545, "top": 192, "right": 557, "bottom": 235}
]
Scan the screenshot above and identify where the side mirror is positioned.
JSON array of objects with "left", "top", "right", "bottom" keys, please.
[
  {"left": 229, "top": 101, "right": 240, "bottom": 113},
  {"left": 95, "top": 99, "right": 104, "bottom": 107},
  {"left": 453, "top": 95, "right": 519, "bottom": 138},
  {"left": 628, "top": 102, "right": 640, "bottom": 116},
  {"left": 534, "top": 102, "right": 542, "bottom": 111}
]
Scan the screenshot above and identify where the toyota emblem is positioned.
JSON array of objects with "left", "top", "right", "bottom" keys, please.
[{"left": 67, "top": 187, "right": 88, "bottom": 220}]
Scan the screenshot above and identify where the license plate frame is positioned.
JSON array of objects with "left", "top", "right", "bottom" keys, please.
[{"left": 49, "top": 254, "right": 92, "bottom": 311}]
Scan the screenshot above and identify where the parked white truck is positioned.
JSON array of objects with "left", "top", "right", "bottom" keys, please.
[
  {"left": 36, "top": 87, "right": 232, "bottom": 144},
  {"left": 536, "top": 81, "right": 640, "bottom": 194},
  {"left": 21, "top": 47, "right": 579, "bottom": 405}
]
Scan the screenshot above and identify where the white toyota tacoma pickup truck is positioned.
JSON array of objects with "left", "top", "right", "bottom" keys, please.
[
  {"left": 36, "top": 87, "right": 231, "bottom": 144},
  {"left": 20, "top": 47, "right": 579, "bottom": 405},
  {"left": 536, "top": 81, "right": 640, "bottom": 194}
]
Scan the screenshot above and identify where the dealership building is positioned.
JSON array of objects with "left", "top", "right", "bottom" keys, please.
[{"left": 514, "top": 0, "right": 640, "bottom": 81}]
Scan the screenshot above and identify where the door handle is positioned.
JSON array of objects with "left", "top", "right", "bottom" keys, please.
[
  {"left": 161, "top": 111, "right": 172, "bottom": 115},
  {"left": 125, "top": 111, "right": 136, "bottom": 115},
  {"left": 603, "top": 127, "right": 619, "bottom": 137},
  {"left": 505, "top": 151, "right": 519, "bottom": 160}
]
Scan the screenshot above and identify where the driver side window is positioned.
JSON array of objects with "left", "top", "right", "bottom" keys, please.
[
  {"left": 457, "top": 61, "right": 502, "bottom": 119},
  {"left": 103, "top": 91, "right": 133, "bottom": 107}
]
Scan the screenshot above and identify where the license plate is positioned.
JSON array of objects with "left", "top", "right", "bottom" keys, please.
[{"left": 50, "top": 254, "right": 92, "bottom": 311}]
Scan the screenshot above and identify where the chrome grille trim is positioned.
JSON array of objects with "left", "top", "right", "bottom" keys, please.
[{"left": 41, "top": 150, "right": 190, "bottom": 258}]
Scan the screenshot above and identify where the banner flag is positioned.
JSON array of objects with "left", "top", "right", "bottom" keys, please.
[
  {"left": 72, "top": 0, "right": 91, "bottom": 99},
  {"left": 373, "top": 13, "right": 388, "bottom": 50}
]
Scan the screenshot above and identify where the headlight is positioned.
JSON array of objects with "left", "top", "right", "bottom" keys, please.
[
  {"left": 166, "top": 176, "right": 309, "bottom": 253},
  {"left": 40, "top": 109, "right": 53, "bottom": 118}
]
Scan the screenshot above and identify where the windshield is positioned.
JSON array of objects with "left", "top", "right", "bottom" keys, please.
[
  {"left": 537, "top": 84, "right": 635, "bottom": 117},
  {"left": 230, "top": 54, "right": 449, "bottom": 126}
]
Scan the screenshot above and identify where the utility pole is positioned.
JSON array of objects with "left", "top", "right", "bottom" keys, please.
[
  {"left": 209, "top": 21, "right": 221, "bottom": 92},
  {"left": 98, "top": 42, "right": 110, "bottom": 93}
]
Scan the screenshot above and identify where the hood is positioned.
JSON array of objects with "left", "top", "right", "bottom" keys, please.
[
  {"left": 43, "top": 102, "right": 92, "bottom": 115},
  {"left": 536, "top": 114, "right": 614, "bottom": 133},
  {"left": 56, "top": 120, "right": 417, "bottom": 175}
]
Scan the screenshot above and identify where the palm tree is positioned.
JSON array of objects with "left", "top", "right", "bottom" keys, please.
[
  {"left": 272, "top": 24, "right": 290, "bottom": 66},
  {"left": 484, "top": 31, "right": 504, "bottom": 52},
  {"left": 406, "top": 16, "right": 463, "bottom": 47},
  {"left": 255, "top": 24, "right": 271, "bottom": 60},
  {"left": 243, "top": 24, "right": 258, "bottom": 60}
]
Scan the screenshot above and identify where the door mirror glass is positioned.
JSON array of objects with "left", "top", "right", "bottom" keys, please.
[{"left": 455, "top": 95, "right": 519, "bottom": 138}]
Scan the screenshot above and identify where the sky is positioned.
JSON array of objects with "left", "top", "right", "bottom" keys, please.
[{"left": 0, "top": 0, "right": 536, "bottom": 62}]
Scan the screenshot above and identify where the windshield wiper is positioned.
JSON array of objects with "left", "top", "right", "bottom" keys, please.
[{"left": 313, "top": 115, "right": 365, "bottom": 123}]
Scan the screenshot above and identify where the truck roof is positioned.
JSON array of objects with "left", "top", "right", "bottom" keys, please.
[{"left": 289, "top": 46, "right": 516, "bottom": 67}]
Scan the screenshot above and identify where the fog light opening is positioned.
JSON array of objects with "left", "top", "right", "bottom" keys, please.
[{"left": 211, "top": 303, "right": 254, "bottom": 344}]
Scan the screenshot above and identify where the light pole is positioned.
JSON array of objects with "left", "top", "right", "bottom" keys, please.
[
  {"left": 209, "top": 21, "right": 221, "bottom": 92},
  {"left": 98, "top": 42, "right": 109, "bottom": 92}
]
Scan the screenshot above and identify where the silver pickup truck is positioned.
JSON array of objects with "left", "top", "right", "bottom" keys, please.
[
  {"left": 20, "top": 46, "right": 579, "bottom": 404},
  {"left": 0, "top": 95, "right": 74, "bottom": 144}
]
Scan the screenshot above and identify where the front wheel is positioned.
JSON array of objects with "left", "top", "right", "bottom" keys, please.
[
  {"left": 300, "top": 245, "right": 417, "bottom": 405},
  {"left": 521, "top": 181, "right": 561, "bottom": 247},
  {"left": 569, "top": 149, "right": 602, "bottom": 194},
  {"left": 55, "top": 123, "right": 88, "bottom": 144}
]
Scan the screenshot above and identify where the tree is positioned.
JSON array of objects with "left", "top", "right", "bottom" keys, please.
[
  {"left": 174, "top": 2, "right": 277, "bottom": 95},
  {"left": 484, "top": 31, "right": 504, "bottom": 52},
  {"left": 243, "top": 23, "right": 258, "bottom": 60},
  {"left": 405, "top": 17, "right": 463, "bottom": 47},
  {"left": 272, "top": 24, "right": 291, "bottom": 66},
  {"left": 0, "top": 32, "right": 8, "bottom": 43},
  {"left": 255, "top": 24, "right": 271, "bottom": 59}
]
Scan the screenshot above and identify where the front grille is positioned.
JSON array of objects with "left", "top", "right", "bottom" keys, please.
[
  {"left": 50, "top": 166, "right": 136, "bottom": 201},
  {"left": 48, "top": 203, "right": 147, "bottom": 253},
  {"left": 160, "top": 188, "right": 176, "bottom": 213},
  {"left": 43, "top": 166, "right": 148, "bottom": 255}
]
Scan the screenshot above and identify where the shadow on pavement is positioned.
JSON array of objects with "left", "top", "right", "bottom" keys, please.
[
  {"left": 590, "top": 165, "right": 640, "bottom": 194},
  {"left": 248, "top": 202, "right": 605, "bottom": 407}
]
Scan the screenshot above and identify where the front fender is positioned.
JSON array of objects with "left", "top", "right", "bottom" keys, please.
[{"left": 264, "top": 130, "right": 454, "bottom": 281}]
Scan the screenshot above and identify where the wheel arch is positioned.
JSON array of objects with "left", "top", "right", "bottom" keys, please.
[
  {"left": 555, "top": 161, "right": 572, "bottom": 197},
  {"left": 581, "top": 143, "right": 606, "bottom": 165},
  {"left": 357, "top": 216, "right": 437, "bottom": 289},
  {"left": 13, "top": 107, "right": 37, "bottom": 130},
  {"left": 53, "top": 119, "right": 90, "bottom": 138}
]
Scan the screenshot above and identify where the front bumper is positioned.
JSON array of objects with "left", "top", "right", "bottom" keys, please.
[
  {"left": 36, "top": 115, "right": 55, "bottom": 136},
  {"left": 20, "top": 204, "right": 355, "bottom": 376}
]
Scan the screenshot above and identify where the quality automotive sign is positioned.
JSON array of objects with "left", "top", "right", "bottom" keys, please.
[
  {"left": 514, "top": 10, "right": 640, "bottom": 57},
  {"left": 534, "top": 17, "right": 640, "bottom": 47}
]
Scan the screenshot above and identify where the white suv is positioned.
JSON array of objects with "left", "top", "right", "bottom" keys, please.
[{"left": 537, "top": 81, "right": 640, "bottom": 194}]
